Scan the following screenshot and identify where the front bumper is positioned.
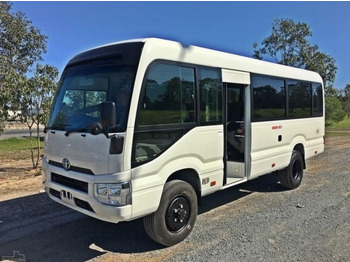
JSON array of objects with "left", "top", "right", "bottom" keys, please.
[{"left": 43, "top": 159, "right": 132, "bottom": 223}]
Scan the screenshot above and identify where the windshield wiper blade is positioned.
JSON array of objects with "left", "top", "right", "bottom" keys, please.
[
  {"left": 64, "top": 128, "right": 89, "bottom": 137},
  {"left": 44, "top": 125, "right": 71, "bottom": 133}
]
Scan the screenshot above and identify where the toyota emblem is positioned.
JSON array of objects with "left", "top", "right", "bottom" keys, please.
[{"left": 62, "top": 158, "right": 71, "bottom": 170}]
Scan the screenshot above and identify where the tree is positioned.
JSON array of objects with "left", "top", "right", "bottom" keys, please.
[
  {"left": 345, "top": 84, "right": 350, "bottom": 97},
  {"left": 253, "top": 18, "right": 337, "bottom": 89},
  {"left": 253, "top": 18, "right": 344, "bottom": 124},
  {"left": 17, "top": 64, "right": 58, "bottom": 168},
  {"left": 0, "top": 2, "right": 47, "bottom": 134},
  {"left": 1, "top": 2, "right": 58, "bottom": 168},
  {"left": 325, "top": 96, "right": 346, "bottom": 125},
  {"left": 342, "top": 98, "right": 350, "bottom": 118},
  {"left": 253, "top": 18, "right": 312, "bottom": 67},
  {"left": 301, "top": 45, "right": 337, "bottom": 96},
  {"left": 338, "top": 84, "right": 350, "bottom": 118}
]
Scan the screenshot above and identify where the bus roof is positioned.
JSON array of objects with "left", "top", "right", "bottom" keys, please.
[{"left": 69, "top": 37, "right": 323, "bottom": 84}]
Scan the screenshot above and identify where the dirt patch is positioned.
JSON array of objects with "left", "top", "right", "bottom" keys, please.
[
  {"left": 305, "top": 136, "right": 350, "bottom": 176},
  {"left": 0, "top": 158, "right": 43, "bottom": 201},
  {"left": 325, "top": 136, "right": 350, "bottom": 150}
]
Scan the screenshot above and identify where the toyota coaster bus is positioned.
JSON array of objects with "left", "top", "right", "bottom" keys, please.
[{"left": 43, "top": 38, "right": 324, "bottom": 246}]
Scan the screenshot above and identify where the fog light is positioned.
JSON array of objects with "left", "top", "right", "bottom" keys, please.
[{"left": 94, "top": 182, "right": 131, "bottom": 206}]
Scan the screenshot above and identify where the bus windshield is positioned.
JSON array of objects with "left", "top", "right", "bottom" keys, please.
[{"left": 48, "top": 62, "right": 137, "bottom": 133}]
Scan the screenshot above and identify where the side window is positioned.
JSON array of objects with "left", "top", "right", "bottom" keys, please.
[
  {"left": 133, "top": 63, "right": 195, "bottom": 166},
  {"left": 288, "top": 80, "right": 312, "bottom": 117},
  {"left": 252, "top": 75, "right": 286, "bottom": 119},
  {"left": 312, "top": 83, "right": 323, "bottom": 116},
  {"left": 138, "top": 63, "right": 195, "bottom": 126},
  {"left": 132, "top": 129, "right": 184, "bottom": 165},
  {"left": 199, "top": 67, "right": 222, "bottom": 124}
]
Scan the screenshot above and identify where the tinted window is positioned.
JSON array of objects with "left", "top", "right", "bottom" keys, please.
[
  {"left": 199, "top": 67, "right": 222, "bottom": 124},
  {"left": 251, "top": 74, "right": 323, "bottom": 121},
  {"left": 312, "top": 83, "right": 323, "bottom": 116},
  {"left": 288, "top": 80, "right": 312, "bottom": 117},
  {"left": 252, "top": 75, "right": 286, "bottom": 119},
  {"left": 132, "top": 130, "right": 184, "bottom": 165},
  {"left": 138, "top": 63, "right": 195, "bottom": 126},
  {"left": 133, "top": 63, "right": 196, "bottom": 167}
]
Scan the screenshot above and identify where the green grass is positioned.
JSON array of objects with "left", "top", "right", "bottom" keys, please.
[
  {"left": 325, "top": 116, "right": 350, "bottom": 137},
  {"left": 325, "top": 131, "right": 350, "bottom": 137},
  {"left": 0, "top": 137, "right": 43, "bottom": 152},
  {"left": 0, "top": 137, "right": 44, "bottom": 161},
  {"left": 327, "top": 116, "right": 350, "bottom": 129}
]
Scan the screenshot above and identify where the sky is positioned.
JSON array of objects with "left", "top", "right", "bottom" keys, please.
[{"left": 11, "top": 1, "right": 350, "bottom": 89}]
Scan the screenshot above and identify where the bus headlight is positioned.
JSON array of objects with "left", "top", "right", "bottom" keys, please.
[{"left": 94, "top": 182, "right": 131, "bottom": 206}]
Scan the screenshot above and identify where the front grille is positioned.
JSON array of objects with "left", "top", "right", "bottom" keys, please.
[
  {"left": 49, "top": 187, "right": 94, "bottom": 213},
  {"left": 74, "top": 198, "right": 95, "bottom": 212},
  {"left": 50, "top": 188, "right": 61, "bottom": 199},
  {"left": 51, "top": 173, "right": 88, "bottom": 193},
  {"left": 49, "top": 160, "right": 95, "bottom": 175}
]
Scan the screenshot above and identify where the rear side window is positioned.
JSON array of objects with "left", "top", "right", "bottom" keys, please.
[
  {"left": 252, "top": 74, "right": 323, "bottom": 121},
  {"left": 312, "top": 83, "right": 323, "bottom": 117},
  {"left": 288, "top": 80, "right": 312, "bottom": 118},
  {"left": 251, "top": 75, "right": 286, "bottom": 119}
]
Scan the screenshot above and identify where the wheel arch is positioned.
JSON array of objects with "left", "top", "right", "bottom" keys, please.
[
  {"left": 166, "top": 168, "right": 201, "bottom": 205},
  {"left": 293, "top": 143, "right": 306, "bottom": 169}
]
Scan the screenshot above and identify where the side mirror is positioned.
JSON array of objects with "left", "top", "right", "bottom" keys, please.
[{"left": 101, "top": 101, "right": 116, "bottom": 129}]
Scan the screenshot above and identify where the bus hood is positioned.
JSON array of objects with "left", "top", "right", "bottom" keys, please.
[{"left": 44, "top": 131, "right": 111, "bottom": 175}]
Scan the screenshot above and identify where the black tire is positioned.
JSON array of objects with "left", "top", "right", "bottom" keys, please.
[
  {"left": 143, "top": 180, "right": 198, "bottom": 246},
  {"left": 278, "top": 150, "right": 304, "bottom": 189}
]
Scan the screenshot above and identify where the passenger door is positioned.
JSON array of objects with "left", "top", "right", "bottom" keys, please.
[{"left": 222, "top": 69, "right": 250, "bottom": 185}]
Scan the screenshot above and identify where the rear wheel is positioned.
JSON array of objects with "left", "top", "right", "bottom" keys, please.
[
  {"left": 143, "top": 180, "right": 198, "bottom": 246},
  {"left": 278, "top": 150, "right": 304, "bottom": 189}
]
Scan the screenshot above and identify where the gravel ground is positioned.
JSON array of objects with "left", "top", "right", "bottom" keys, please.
[{"left": 0, "top": 136, "right": 349, "bottom": 262}]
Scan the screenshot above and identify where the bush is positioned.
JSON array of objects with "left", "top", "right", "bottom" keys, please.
[{"left": 325, "top": 96, "right": 346, "bottom": 125}]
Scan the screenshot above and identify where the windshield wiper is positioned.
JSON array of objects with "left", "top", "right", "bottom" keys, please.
[
  {"left": 64, "top": 128, "right": 89, "bottom": 137},
  {"left": 44, "top": 125, "right": 71, "bottom": 133},
  {"left": 64, "top": 122, "right": 104, "bottom": 137}
]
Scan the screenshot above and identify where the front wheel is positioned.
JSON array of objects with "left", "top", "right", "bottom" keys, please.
[
  {"left": 278, "top": 150, "right": 304, "bottom": 189},
  {"left": 143, "top": 180, "right": 198, "bottom": 246}
]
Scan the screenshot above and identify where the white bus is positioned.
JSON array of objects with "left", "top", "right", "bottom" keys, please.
[{"left": 43, "top": 38, "right": 324, "bottom": 246}]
